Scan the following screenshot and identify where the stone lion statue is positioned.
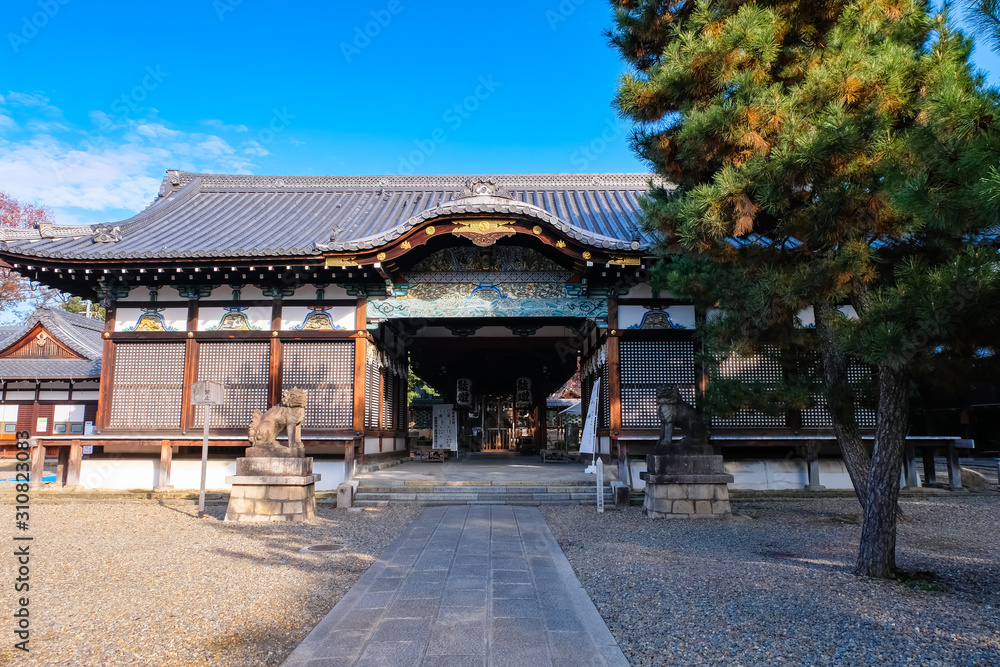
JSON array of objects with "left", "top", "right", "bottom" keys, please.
[
  {"left": 248, "top": 388, "right": 307, "bottom": 449},
  {"left": 656, "top": 385, "right": 709, "bottom": 455}
]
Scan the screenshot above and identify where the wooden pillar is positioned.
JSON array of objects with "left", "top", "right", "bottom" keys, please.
[
  {"left": 903, "top": 442, "right": 920, "bottom": 488},
  {"left": 345, "top": 437, "right": 356, "bottom": 481},
  {"left": 922, "top": 446, "right": 937, "bottom": 485},
  {"left": 181, "top": 299, "right": 200, "bottom": 433},
  {"left": 947, "top": 440, "right": 963, "bottom": 490},
  {"left": 155, "top": 440, "right": 173, "bottom": 490},
  {"left": 65, "top": 439, "right": 83, "bottom": 487},
  {"left": 56, "top": 446, "right": 69, "bottom": 486},
  {"left": 95, "top": 306, "right": 117, "bottom": 433},
  {"left": 607, "top": 298, "right": 622, "bottom": 461},
  {"left": 533, "top": 400, "right": 547, "bottom": 449},
  {"left": 269, "top": 299, "right": 283, "bottom": 407},
  {"left": 353, "top": 297, "right": 368, "bottom": 462},
  {"left": 28, "top": 442, "right": 45, "bottom": 489}
]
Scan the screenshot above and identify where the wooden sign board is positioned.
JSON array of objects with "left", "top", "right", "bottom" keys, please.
[{"left": 191, "top": 380, "right": 225, "bottom": 405}]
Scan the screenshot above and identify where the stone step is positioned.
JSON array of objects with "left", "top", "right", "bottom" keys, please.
[
  {"left": 356, "top": 485, "right": 609, "bottom": 495},
  {"left": 353, "top": 498, "right": 603, "bottom": 507}
]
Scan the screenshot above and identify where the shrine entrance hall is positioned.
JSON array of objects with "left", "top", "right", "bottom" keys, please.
[{"left": 401, "top": 316, "right": 586, "bottom": 456}]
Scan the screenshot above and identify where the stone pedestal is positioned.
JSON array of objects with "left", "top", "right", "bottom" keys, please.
[
  {"left": 640, "top": 454, "right": 734, "bottom": 519},
  {"left": 225, "top": 455, "right": 320, "bottom": 522}
]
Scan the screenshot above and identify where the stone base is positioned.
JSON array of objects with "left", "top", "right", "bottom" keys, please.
[
  {"left": 642, "top": 482, "right": 731, "bottom": 518},
  {"left": 244, "top": 445, "right": 305, "bottom": 458},
  {"left": 640, "top": 453, "right": 734, "bottom": 519},
  {"left": 224, "top": 453, "right": 320, "bottom": 522},
  {"left": 225, "top": 481, "right": 317, "bottom": 522}
]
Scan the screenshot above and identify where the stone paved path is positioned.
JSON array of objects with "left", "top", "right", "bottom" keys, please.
[{"left": 281, "top": 505, "right": 629, "bottom": 667}]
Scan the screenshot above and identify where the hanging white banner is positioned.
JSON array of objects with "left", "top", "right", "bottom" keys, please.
[{"left": 579, "top": 377, "right": 600, "bottom": 456}]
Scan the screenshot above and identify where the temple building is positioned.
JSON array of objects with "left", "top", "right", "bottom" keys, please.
[
  {"left": 0, "top": 171, "right": 885, "bottom": 490},
  {"left": 0, "top": 307, "right": 102, "bottom": 459}
]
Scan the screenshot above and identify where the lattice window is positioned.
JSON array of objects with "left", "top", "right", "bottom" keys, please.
[
  {"left": 194, "top": 342, "right": 270, "bottom": 428},
  {"left": 414, "top": 406, "right": 432, "bottom": 428},
  {"left": 382, "top": 371, "right": 396, "bottom": 430},
  {"left": 799, "top": 354, "right": 876, "bottom": 429},
  {"left": 620, "top": 341, "right": 696, "bottom": 428},
  {"left": 711, "top": 346, "right": 786, "bottom": 428},
  {"left": 364, "top": 358, "right": 380, "bottom": 429},
  {"left": 109, "top": 343, "right": 185, "bottom": 429},
  {"left": 601, "top": 365, "right": 610, "bottom": 428},
  {"left": 282, "top": 341, "right": 354, "bottom": 429}
]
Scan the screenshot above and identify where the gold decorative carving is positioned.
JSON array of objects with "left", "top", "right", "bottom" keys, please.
[
  {"left": 582, "top": 251, "right": 592, "bottom": 260},
  {"left": 325, "top": 256, "right": 357, "bottom": 268},
  {"left": 555, "top": 240, "right": 566, "bottom": 248},
  {"left": 376, "top": 252, "right": 387, "bottom": 261},
  {"left": 451, "top": 219, "right": 517, "bottom": 247},
  {"left": 425, "top": 226, "right": 436, "bottom": 235},
  {"left": 532, "top": 225, "right": 543, "bottom": 235},
  {"left": 608, "top": 255, "right": 642, "bottom": 266},
  {"left": 401, "top": 240, "right": 411, "bottom": 250}
]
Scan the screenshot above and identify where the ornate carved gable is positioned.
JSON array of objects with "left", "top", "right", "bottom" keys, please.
[{"left": 0, "top": 323, "right": 84, "bottom": 360}]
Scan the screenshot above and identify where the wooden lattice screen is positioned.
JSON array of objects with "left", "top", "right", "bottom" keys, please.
[
  {"left": 799, "top": 356, "right": 876, "bottom": 429},
  {"left": 364, "top": 357, "right": 379, "bottom": 429},
  {"left": 711, "top": 346, "right": 787, "bottom": 428},
  {"left": 194, "top": 342, "right": 270, "bottom": 428},
  {"left": 619, "top": 340, "right": 696, "bottom": 428},
  {"left": 282, "top": 341, "right": 354, "bottom": 429},
  {"left": 109, "top": 343, "right": 185, "bottom": 429}
]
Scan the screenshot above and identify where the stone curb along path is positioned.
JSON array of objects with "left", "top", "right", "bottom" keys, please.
[{"left": 281, "top": 505, "right": 630, "bottom": 667}]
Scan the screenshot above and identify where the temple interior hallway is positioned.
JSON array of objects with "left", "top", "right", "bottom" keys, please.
[
  {"left": 281, "top": 505, "right": 629, "bottom": 667},
  {"left": 355, "top": 452, "right": 595, "bottom": 484}
]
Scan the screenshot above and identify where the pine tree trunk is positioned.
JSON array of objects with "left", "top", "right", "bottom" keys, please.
[
  {"left": 814, "top": 301, "right": 870, "bottom": 509},
  {"left": 855, "top": 365, "right": 910, "bottom": 578}
]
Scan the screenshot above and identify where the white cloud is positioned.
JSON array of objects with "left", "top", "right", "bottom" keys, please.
[
  {"left": 0, "top": 93, "right": 264, "bottom": 225},
  {"left": 201, "top": 118, "right": 249, "bottom": 133}
]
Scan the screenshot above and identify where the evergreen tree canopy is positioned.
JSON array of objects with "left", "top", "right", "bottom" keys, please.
[{"left": 610, "top": 0, "right": 1000, "bottom": 577}]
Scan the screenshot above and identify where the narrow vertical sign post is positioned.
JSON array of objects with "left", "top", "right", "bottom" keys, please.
[
  {"left": 191, "top": 381, "right": 224, "bottom": 518},
  {"left": 596, "top": 457, "right": 605, "bottom": 513}
]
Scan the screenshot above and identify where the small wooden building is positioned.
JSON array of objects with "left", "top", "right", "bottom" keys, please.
[{"left": 0, "top": 307, "right": 102, "bottom": 457}]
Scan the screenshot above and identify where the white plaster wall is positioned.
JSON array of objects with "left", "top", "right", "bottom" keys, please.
[
  {"left": 281, "top": 306, "right": 355, "bottom": 331},
  {"left": 169, "top": 460, "right": 239, "bottom": 490},
  {"left": 115, "top": 307, "right": 187, "bottom": 332},
  {"left": 197, "top": 306, "right": 271, "bottom": 331},
  {"left": 364, "top": 436, "right": 381, "bottom": 454}
]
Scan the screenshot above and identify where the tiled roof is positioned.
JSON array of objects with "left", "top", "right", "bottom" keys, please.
[
  {"left": 0, "top": 307, "right": 103, "bottom": 380},
  {"left": 0, "top": 172, "right": 658, "bottom": 261}
]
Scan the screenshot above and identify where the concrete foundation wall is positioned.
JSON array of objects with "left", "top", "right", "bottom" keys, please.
[
  {"left": 629, "top": 459, "right": 855, "bottom": 491},
  {"left": 78, "top": 458, "right": 346, "bottom": 491}
]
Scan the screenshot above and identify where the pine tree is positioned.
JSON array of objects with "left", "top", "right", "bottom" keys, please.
[{"left": 610, "top": 0, "right": 1000, "bottom": 577}]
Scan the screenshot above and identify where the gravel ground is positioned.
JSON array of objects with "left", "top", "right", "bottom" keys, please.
[
  {"left": 543, "top": 495, "right": 1000, "bottom": 667},
  {"left": 0, "top": 501, "right": 420, "bottom": 666}
]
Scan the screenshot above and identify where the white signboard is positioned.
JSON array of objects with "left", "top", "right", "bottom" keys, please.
[
  {"left": 433, "top": 405, "right": 458, "bottom": 452},
  {"left": 579, "top": 377, "right": 601, "bottom": 456},
  {"left": 191, "top": 381, "right": 225, "bottom": 405}
]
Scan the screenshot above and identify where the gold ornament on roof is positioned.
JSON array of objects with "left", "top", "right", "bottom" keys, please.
[
  {"left": 451, "top": 219, "right": 516, "bottom": 247},
  {"left": 582, "top": 251, "right": 592, "bottom": 260},
  {"left": 376, "top": 252, "right": 387, "bottom": 261},
  {"left": 425, "top": 226, "right": 436, "bottom": 235},
  {"left": 532, "top": 226, "right": 543, "bottom": 235},
  {"left": 401, "top": 240, "right": 411, "bottom": 250},
  {"left": 556, "top": 240, "right": 566, "bottom": 248}
]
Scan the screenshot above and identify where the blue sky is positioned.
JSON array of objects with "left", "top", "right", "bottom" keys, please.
[{"left": 1, "top": 0, "right": 999, "bottom": 228}]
